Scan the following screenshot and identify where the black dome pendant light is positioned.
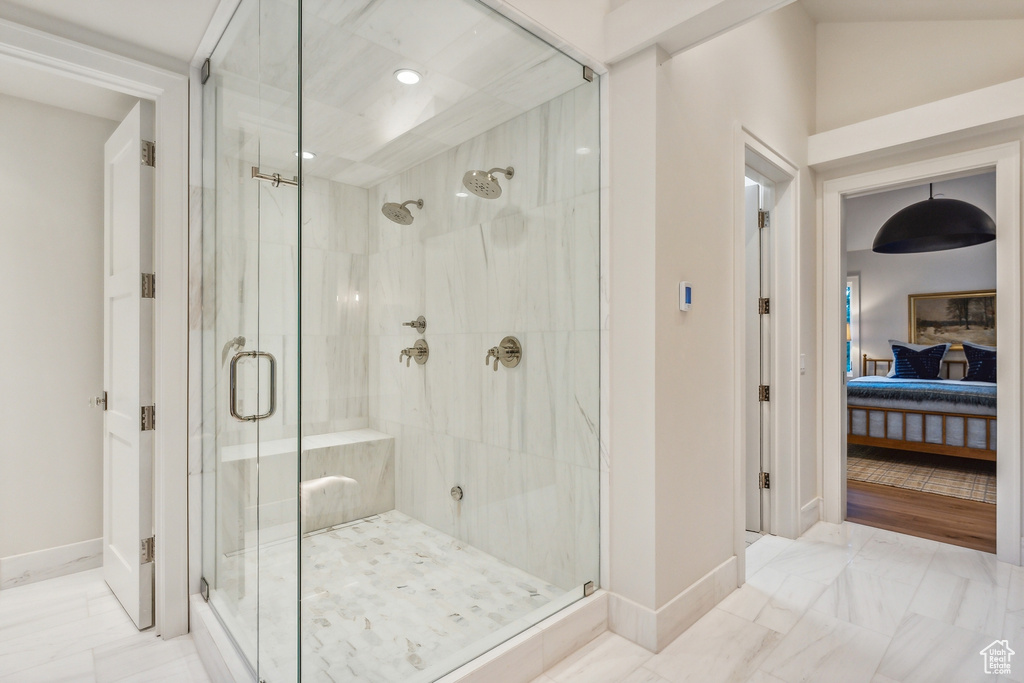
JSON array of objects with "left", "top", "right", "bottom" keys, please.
[{"left": 871, "top": 183, "right": 996, "bottom": 254}]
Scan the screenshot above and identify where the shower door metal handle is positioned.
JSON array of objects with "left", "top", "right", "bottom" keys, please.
[{"left": 229, "top": 350, "right": 277, "bottom": 422}]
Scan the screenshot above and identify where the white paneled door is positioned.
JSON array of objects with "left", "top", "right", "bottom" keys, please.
[{"left": 102, "top": 100, "right": 155, "bottom": 630}]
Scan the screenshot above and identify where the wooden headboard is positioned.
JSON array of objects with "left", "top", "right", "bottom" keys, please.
[{"left": 861, "top": 353, "right": 967, "bottom": 379}]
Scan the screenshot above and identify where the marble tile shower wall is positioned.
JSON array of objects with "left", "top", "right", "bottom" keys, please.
[
  {"left": 208, "top": 142, "right": 374, "bottom": 548},
  {"left": 367, "top": 84, "right": 601, "bottom": 591}
]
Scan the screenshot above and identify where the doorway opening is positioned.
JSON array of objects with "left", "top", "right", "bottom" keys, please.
[
  {"left": 841, "top": 173, "right": 997, "bottom": 552},
  {"left": 744, "top": 171, "right": 774, "bottom": 539},
  {"left": 820, "top": 142, "right": 1021, "bottom": 566}
]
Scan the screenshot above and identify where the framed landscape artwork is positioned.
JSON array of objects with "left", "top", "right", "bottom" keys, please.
[{"left": 908, "top": 289, "right": 996, "bottom": 349}]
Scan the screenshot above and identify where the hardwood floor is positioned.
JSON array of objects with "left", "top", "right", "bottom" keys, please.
[{"left": 847, "top": 479, "right": 996, "bottom": 553}]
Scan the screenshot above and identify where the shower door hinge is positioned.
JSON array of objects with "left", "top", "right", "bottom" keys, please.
[
  {"left": 140, "top": 536, "right": 155, "bottom": 564},
  {"left": 199, "top": 576, "right": 210, "bottom": 602},
  {"left": 759, "top": 472, "right": 770, "bottom": 489},
  {"left": 141, "top": 405, "right": 156, "bottom": 431},
  {"left": 201, "top": 58, "right": 211, "bottom": 85},
  {"left": 141, "top": 140, "right": 156, "bottom": 167},
  {"left": 758, "top": 209, "right": 769, "bottom": 229},
  {"left": 582, "top": 65, "right": 595, "bottom": 82},
  {"left": 141, "top": 273, "right": 155, "bottom": 299},
  {"left": 758, "top": 297, "right": 770, "bottom": 315},
  {"left": 758, "top": 385, "right": 770, "bottom": 402},
  {"left": 583, "top": 581, "right": 595, "bottom": 597}
]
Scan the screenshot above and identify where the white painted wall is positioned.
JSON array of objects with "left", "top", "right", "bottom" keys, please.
[
  {"left": 0, "top": 93, "right": 116, "bottom": 558},
  {"left": 608, "top": 2, "right": 817, "bottom": 617},
  {"left": 655, "top": 2, "right": 816, "bottom": 603},
  {"left": 816, "top": 20, "right": 1024, "bottom": 132}
]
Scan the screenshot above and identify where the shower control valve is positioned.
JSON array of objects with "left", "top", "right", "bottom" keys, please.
[
  {"left": 402, "top": 316, "right": 426, "bottom": 333},
  {"left": 399, "top": 339, "right": 430, "bottom": 366},
  {"left": 485, "top": 336, "right": 522, "bottom": 371}
]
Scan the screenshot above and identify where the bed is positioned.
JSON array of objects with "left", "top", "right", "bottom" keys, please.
[{"left": 847, "top": 354, "right": 996, "bottom": 462}]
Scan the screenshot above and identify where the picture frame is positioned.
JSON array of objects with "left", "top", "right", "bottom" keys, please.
[{"left": 908, "top": 289, "right": 996, "bottom": 349}]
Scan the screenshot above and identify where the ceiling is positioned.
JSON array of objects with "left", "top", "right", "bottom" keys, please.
[
  {"left": 0, "top": 0, "right": 221, "bottom": 63},
  {"left": 799, "top": 0, "right": 1024, "bottom": 23},
  {"left": 212, "top": 0, "right": 586, "bottom": 188},
  {"left": 844, "top": 172, "right": 997, "bottom": 252}
]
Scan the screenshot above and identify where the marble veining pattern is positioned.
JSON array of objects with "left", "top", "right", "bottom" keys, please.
[
  {"left": 0, "top": 569, "right": 210, "bottom": 682},
  {"left": 211, "top": 510, "right": 567, "bottom": 682},
  {"left": 533, "top": 522, "right": 1024, "bottom": 683}
]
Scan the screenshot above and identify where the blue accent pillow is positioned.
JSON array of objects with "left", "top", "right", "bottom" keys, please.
[
  {"left": 962, "top": 342, "right": 996, "bottom": 383},
  {"left": 891, "top": 343, "right": 947, "bottom": 379},
  {"left": 886, "top": 339, "right": 949, "bottom": 377}
]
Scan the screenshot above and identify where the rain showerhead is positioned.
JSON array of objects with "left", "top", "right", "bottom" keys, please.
[
  {"left": 462, "top": 166, "right": 514, "bottom": 199},
  {"left": 381, "top": 199, "right": 424, "bottom": 225}
]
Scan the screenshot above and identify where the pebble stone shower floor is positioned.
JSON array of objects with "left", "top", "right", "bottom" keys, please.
[{"left": 214, "top": 510, "right": 565, "bottom": 682}]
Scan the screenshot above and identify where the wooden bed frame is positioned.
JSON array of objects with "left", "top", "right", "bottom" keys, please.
[{"left": 847, "top": 354, "right": 996, "bottom": 462}]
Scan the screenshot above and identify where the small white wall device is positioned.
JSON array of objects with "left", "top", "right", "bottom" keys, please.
[{"left": 678, "top": 281, "right": 692, "bottom": 311}]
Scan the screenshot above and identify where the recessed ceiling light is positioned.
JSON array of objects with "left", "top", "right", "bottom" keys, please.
[
  {"left": 576, "top": 147, "right": 591, "bottom": 155},
  {"left": 394, "top": 69, "right": 422, "bottom": 85},
  {"left": 455, "top": 191, "right": 469, "bottom": 198},
  {"left": 294, "top": 150, "right": 317, "bottom": 160}
]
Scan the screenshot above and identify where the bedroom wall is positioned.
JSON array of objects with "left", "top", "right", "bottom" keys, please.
[
  {"left": 846, "top": 173, "right": 998, "bottom": 372},
  {"left": 0, "top": 94, "right": 116, "bottom": 565},
  {"left": 847, "top": 243, "right": 997, "bottom": 372},
  {"left": 816, "top": 20, "right": 1024, "bottom": 132}
]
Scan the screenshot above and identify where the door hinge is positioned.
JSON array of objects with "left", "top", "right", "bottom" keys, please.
[
  {"left": 201, "top": 58, "right": 211, "bottom": 85},
  {"left": 141, "top": 405, "right": 156, "bottom": 431},
  {"left": 758, "top": 209, "right": 769, "bottom": 229},
  {"left": 140, "top": 536, "right": 155, "bottom": 564},
  {"left": 200, "top": 576, "right": 210, "bottom": 602},
  {"left": 90, "top": 391, "right": 108, "bottom": 410},
  {"left": 758, "top": 297, "right": 770, "bottom": 315},
  {"left": 141, "top": 140, "right": 156, "bottom": 167},
  {"left": 141, "top": 273, "right": 155, "bottom": 299},
  {"left": 758, "top": 385, "right": 770, "bottom": 402},
  {"left": 583, "top": 580, "right": 595, "bottom": 597},
  {"left": 759, "top": 472, "right": 771, "bottom": 489}
]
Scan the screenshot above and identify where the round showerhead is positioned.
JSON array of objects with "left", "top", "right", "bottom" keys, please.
[
  {"left": 462, "top": 166, "right": 514, "bottom": 199},
  {"left": 381, "top": 198, "right": 424, "bottom": 225}
]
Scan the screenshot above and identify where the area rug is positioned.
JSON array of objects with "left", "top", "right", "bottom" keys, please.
[{"left": 847, "top": 444, "right": 996, "bottom": 505}]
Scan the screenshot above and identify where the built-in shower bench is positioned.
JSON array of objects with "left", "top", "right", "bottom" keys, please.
[{"left": 219, "top": 429, "right": 395, "bottom": 533}]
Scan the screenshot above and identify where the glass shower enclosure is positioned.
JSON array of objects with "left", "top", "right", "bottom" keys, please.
[{"left": 201, "top": 1, "right": 600, "bottom": 680}]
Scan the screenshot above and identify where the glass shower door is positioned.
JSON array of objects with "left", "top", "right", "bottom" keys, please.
[{"left": 201, "top": 0, "right": 301, "bottom": 680}]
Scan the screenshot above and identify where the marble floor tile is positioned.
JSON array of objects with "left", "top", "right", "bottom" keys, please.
[
  {"left": 750, "top": 574, "right": 828, "bottom": 635},
  {"left": 761, "top": 538, "right": 854, "bottom": 584},
  {"left": 9, "top": 650, "right": 95, "bottom": 682},
  {"left": 929, "top": 544, "right": 1009, "bottom": 586},
  {"left": 620, "top": 667, "right": 673, "bottom": 682},
  {"left": 909, "top": 567, "right": 1008, "bottom": 638},
  {"left": 798, "top": 521, "right": 875, "bottom": 553},
  {"left": 745, "top": 535, "right": 793, "bottom": 578},
  {"left": 812, "top": 566, "right": 916, "bottom": 636},
  {"left": 757, "top": 609, "right": 890, "bottom": 683},
  {"left": 645, "top": 608, "right": 781, "bottom": 683},
  {"left": 876, "top": 613, "right": 995, "bottom": 683},
  {"left": 543, "top": 631, "right": 652, "bottom": 682},
  {"left": 0, "top": 568, "right": 209, "bottom": 683},
  {"left": 847, "top": 529, "right": 938, "bottom": 586},
  {"left": 717, "top": 567, "right": 788, "bottom": 624}
]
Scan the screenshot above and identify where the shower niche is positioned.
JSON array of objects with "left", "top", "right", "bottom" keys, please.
[{"left": 201, "top": 0, "right": 600, "bottom": 681}]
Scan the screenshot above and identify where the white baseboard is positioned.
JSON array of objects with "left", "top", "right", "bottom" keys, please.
[
  {"left": 0, "top": 538, "right": 102, "bottom": 590},
  {"left": 608, "top": 555, "right": 737, "bottom": 653},
  {"left": 800, "top": 497, "right": 823, "bottom": 535}
]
